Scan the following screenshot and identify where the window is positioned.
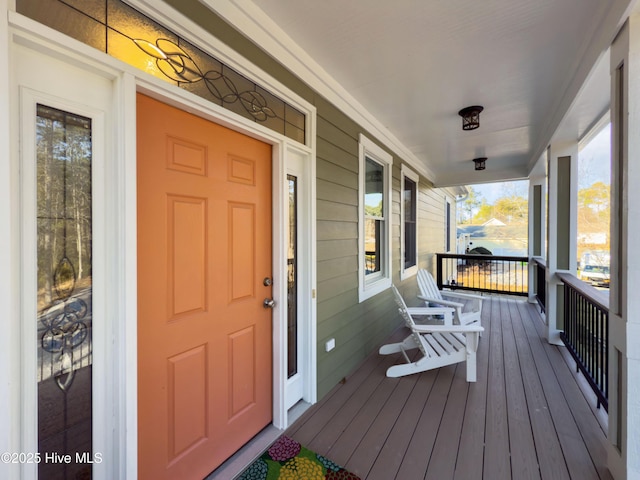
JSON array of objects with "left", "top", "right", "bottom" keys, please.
[
  {"left": 401, "top": 165, "right": 419, "bottom": 279},
  {"left": 445, "top": 197, "right": 452, "bottom": 252},
  {"left": 287, "top": 175, "right": 298, "bottom": 378},
  {"left": 36, "top": 105, "right": 94, "bottom": 479},
  {"left": 359, "top": 135, "right": 392, "bottom": 302}
]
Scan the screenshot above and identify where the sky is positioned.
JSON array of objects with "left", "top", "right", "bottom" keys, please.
[
  {"left": 469, "top": 123, "right": 611, "bottom": 203},
  {"left": 472, "top": 180, "right": 528, "bottom": 204},
  {"left": 578, "top": 123, "right": 611, "bottom": 189}
]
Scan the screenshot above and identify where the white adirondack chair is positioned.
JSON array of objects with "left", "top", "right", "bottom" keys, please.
[
  {"left": 417, "top": 269, "right": 483, "bottom": 329},
  {"left": 379, "top": 285, "right": 483, "bottom": 381}
]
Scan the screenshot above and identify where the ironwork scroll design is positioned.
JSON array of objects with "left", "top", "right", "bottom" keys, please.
[
  {"left": 134, "top": 38, "right": 277, "bottom": 122},
  {"left": 40, "top": 259, "right": 88, "bottom": 391}
]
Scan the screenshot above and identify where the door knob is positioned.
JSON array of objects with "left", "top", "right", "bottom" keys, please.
[{"left": 263, "top": 298, "right": 276, "bottom": 309}]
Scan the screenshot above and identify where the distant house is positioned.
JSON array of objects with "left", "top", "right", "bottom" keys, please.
[
  {"left": 482, "top": 218, "right": 506, "bottom": 227},
  {"left": 578, "top": 232, "right": 608, "bottom": 245},
  {"left": 482, "top": 218, "right": 507, "bottom": 226},
  {"left": 458, "top": 223, "right": 528, "bottom": 256}
]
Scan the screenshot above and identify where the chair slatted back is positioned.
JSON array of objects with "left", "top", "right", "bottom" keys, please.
[
  {"left": 391, "top": 285, "right": 428, "bottom": 357},
  {"left": 417, "top": 269, "right": 443, "bottom": 302}
]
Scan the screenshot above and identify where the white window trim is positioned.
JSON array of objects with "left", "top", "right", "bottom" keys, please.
[
  {"left": 400, "top": 165, "right": 419, "bottom": 280},
  {"left": 358, "top": 134, "right": 392, "bottom": 302},
  {"left": 445, "top": 196, "right": 453, "bottom": 253}
]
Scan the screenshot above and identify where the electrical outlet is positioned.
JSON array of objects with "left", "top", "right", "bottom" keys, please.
[{"left": 325, "top": 338, "right": 336, "bottom": 352}]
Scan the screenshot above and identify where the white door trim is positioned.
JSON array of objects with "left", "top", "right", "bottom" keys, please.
[
  {"left": 134, "top": 76, "right": 317, "bottom": 430},
  {"left": 6, "top": 6, "right": 317, "bottom": 477},
  {"left": 13, "top": 45, "right": 115, "bottom": 480},
  {"left": 282, "top": 144, "right": 317, "bottom": 414},
  {"left": 0, "top": 1, "right": 18, "bottom": 477}
]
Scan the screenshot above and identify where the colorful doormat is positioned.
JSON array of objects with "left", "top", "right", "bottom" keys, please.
[{"left": 237, "top": 435, "right": 361, "bottom": 480}]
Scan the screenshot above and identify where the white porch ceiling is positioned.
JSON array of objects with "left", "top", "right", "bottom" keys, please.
[{"left": 207, "top": 0, "right": 635, "bottom": 186}]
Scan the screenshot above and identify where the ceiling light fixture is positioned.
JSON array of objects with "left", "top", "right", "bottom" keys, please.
[
  {"left": 473, "top": 157, "right": 487, "bottom": 171},
  {"left": 458, "top": 105, "right": 484, "bottom": 130}
]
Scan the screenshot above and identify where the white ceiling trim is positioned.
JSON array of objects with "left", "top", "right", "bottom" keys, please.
[{"left": 200, "top": 0, "right": 438, "bottom": 183}]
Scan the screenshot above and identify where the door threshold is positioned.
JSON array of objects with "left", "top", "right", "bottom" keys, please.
[
  {"left": 286, "top": 400, "right": 312, "bottom": 426},
  {"left": 204, "top": 425, "right": 282, "bottom": 479},
  {"left": 205, "top": 401, "right": 313, "bottom": 479}
]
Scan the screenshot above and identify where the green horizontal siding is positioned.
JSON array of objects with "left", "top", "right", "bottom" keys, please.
[
  {"left": 418, "top": 182, "right": 448, "bottom": 270},
  {"left": 161, "top": 0, "right": 453, "bottom": 400}
]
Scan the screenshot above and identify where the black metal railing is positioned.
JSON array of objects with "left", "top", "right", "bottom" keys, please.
[
  {"left": 557, "top": 273, "right": 609, "bottom": 411},
  {"left": 365, "top": 251, "right": 378, "bottom": 274},
  {"left": 436, "top": 253, "right": 529, "bottom": 296},
  {"left": 533, "top": 257, "right": 546, "bottom": 312}
]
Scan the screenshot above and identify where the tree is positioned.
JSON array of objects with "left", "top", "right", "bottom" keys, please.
[
  {"left": 493, "top": 195, "right": 528, "bottom": 224},
  {"left": 577, "top": 181, "right": 610, "bottom": 258},
  {"left": 473, "top": 200, "right": 494, "bottom": 224},
  {"left": 458, "top": 186, "right": 483, "bottom": 224},
  {"left": 460, "top": 181, "right": 528, "bottom": 225},
  {"left": 578, "top": 181, "right": 609, "bottom": 214}
]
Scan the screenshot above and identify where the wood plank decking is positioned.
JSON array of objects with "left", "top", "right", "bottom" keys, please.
[{"left": 284, "top": 296, "right": 611, "bottom": 480}]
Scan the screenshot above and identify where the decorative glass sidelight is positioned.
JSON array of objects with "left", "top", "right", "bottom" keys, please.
[
  {"left": 16, "top": 0, "right": 306, "bottom": 144},
  {"left": 287, "top": 175, "right": 298, "bottom": 378},
  {"left": 37, "top": 104, "right": 93, "bottom": 479}
]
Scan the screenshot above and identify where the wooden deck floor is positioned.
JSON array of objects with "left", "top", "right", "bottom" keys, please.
[{"left": 284, "top": 296, "right": 611, "bottom": 480}]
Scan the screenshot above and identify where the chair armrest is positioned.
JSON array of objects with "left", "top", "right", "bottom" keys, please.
[
  {"left": 417, "top": 295, "right": 464, "bottom": 309},
  {"left": 440, "top": 291, "right": 484, "bottom": 301},
  {"left": 406, "top": 306, "right": 454, "bottom": 316},
  {"left": 406, "top": 306, "right": 454, "bottom": 325},
  {"left": 413, "top": 324, "right": 484, "bottom": 334}
]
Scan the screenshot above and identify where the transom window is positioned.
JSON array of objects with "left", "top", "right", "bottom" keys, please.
[{"left": 16, "top": 0, "right": 306, "bottom": 144}]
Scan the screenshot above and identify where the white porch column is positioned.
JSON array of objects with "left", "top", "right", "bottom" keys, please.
[
  {"left": 546, "top": 142, "right": 578, "bottom": 345},
  {"left": 608, "top": 14, "right": 640, "bottom": 480},
  {"left": 528, "top": 173, "right": 546, "bottom": 305}
]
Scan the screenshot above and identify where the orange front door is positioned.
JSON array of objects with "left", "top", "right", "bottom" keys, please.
[{"left": 136, "top": 94, "right": 273, "bottom": 480}]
